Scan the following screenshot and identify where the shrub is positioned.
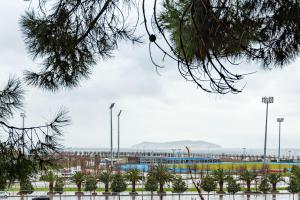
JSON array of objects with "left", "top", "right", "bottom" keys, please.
[
  {"left": 145, "top": 175, "right": 158, "bottom": 193},
  {"left": 84, "top": 176, "right": 98, "bottom": 193},
  {"left": 172, "top": 176, "right": 187, "bottom": 193},
  {"left": 19, "top": 179, "right": 34, "bottom": 195},
  {"left": 111, "top": 174, "right": 127, "bottom": 193},
  {"left": 54, "top": 178, "right": 64, "bottom": 194}
]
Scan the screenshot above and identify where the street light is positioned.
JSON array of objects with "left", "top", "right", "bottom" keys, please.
[
  {"left": 277, "top": 117, "right": 284, "bottom": 162},
  {"left": 109, "top": 103, "right": 115, "bottom": 170},
  {"left": 262, "top": 96, "right": 274, "bottom": 163},
  {"left": 20, "top": 112, "right": 26, "bottom": 153},
  {"left": 117, "top": 110, "right": 122, "bottom": 163}
]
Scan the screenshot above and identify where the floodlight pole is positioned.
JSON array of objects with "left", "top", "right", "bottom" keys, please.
[
  {"left": 109, "top": 103, "right": 115, "bottom": 170},
  {"left": 117, "top": 110, "right": 122, "bottom": 163},
  {"left": 277, "top": 118, "right": 284, "bottom": 162},
  {"left": 262, "top": 97, "right": 274, "bottom": 164}
]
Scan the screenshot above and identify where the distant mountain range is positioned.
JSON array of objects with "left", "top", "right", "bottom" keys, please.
[{"left": 131, "top": 140, "right": 221, "bottom": 150}]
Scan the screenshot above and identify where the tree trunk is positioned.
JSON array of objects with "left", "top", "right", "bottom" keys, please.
[
  {"left": 159, "top": 183, "right": 164, "bottom": 193},
  {"left": 219, "top": 181, "right": 224, "bottom": 192},
  {"left": 132, "top": 180, "right": 136, "bottom": 192},
  {"left": 77, "top": 183, "right": 81, "bottom": 192},
  {"left": 272, "top": 183, "right": 276, "bottom": 192},
  {"left": 49, "top": 182, "right": 53, "bottom": 192},
  {"left": 246, "top": 181, "right": 251, "bottom": 192},
  {"left": 105, "top": 183, "right": 109, "bottom": 192}
]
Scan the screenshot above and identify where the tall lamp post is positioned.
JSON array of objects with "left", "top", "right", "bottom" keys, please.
[
  {"left": 117, "top": 110, "right": 122, "bottom": 163},
  {"left": 262, "top": 96, "right": 274, "bottom": 163},
  {"left": 109, "top": 103, "right": 115, "bottom": 170},
  {"left": 277, "top": 117, "right": 284, "bottom": 162},
  {"left": 20, "top": 112, "right": 26, "bottom": 153}
]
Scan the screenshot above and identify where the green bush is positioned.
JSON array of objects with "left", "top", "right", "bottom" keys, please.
[
  {"left": 287, "top": 176, "right": 300, "bottom": 194},
  {"left": 172, "top": 176, "right": 187, "bottom": 193},
  {"left": 84, "top": 176, "right": 97, "bottom": 192},
  {"left": 227, "top": 179, "right": 240, "bottom": 195},
  {"left": 111, "top": 174, "right": 127, "bottom": 193},
  {"left": 145, "top": 175, "right": 158, "bottom": 192},
  {"left": 200, "top": 175, "right": 216, "bottom": 200},
  {"left": 54, "top": 178, "right": 64, "bottom": 194},
  {"left": 19, "top": 179, "right": 34, "bottom": 195},
  {"left": 259, "top": 177, "right": 271, "bottom": 194},
  {"left": 201, "top": 175, "right": 217, "bottom": 193}
]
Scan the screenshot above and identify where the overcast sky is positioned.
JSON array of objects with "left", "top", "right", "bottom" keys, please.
[{"left": 1, "top": 1, "right": 300, "bottom": 151}]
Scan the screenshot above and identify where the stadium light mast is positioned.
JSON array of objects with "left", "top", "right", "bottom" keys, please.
[
  {"left": 117, "top": 110, "right": 122, "bottom": 162},
  {"left": 109, "top": 103, "right": 115, "bottom": 170},
  {"left": 277, "top": 117, "right": 284, "bottom": 162},
  {"left": 262, "top": 96, "right": 274, "bottom": 164}
]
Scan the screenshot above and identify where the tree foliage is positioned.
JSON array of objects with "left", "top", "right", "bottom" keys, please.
[
  {"left": 258, "top": 176, "right": 271, "bottom": 194},
  {"left": 200, "top": 175, "right": 217, "bottom": 194},
  {"left": 20, "top": 0, "right": 300, "bottom": 94},
  {"left": 148, "top": 164, "right": 173, "bottom": 193},
  {"left": 72, "top": 171, "right": 85, "bottom": 192},
  {"left": 110, "top": 174, "right": 127, "bottom": 193},
  {"left": 126, "top": 169, "right": 143, "bottom": 193},
  {"left": 145, "top": 175, "right": 158, "bottom": 192},
  {"left": 20, "top": 0, "right": 141, "bottom": 91},
  {"left": 172, "top": 176, "right": 187, "bottom": 193},
  {"left": 153, "top": 0, "right": 300, "bottom": 93},
  {"left": 40, "top": 171, "right": 57, "bottom": 193},
  {"left": 212, "top": 169, "right": 226, "bottom": 193},
  {"left": 54, "top": 177, "right": 64, "bottom": 194},
  {"left": 267, "top": 173, "right": 283, "bottom": 192},
  {"left": 19, "top": 179, "right": 34, "bottom": 195},
  {"left": 239, "top": 170, "right": 256, "bottom": 192},
  {"left": 288, "top": 175, "right": 300, "bottom": 194},
  {"left": 84, "top": 176, "right": 98, "bottom": 193},
  {"left": 227, "top": 178, "right": 240, "bottom": 196},
  {"left": 99, "top": 171, "right": 111, "bottom": 193},
  {"left": 0, "top": 78, "right": 70, "bottom": 185}
]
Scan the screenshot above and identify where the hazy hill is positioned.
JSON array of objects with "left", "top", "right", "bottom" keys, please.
[{"left": 131, "top": 140, "right": 221, "bottom": 150}]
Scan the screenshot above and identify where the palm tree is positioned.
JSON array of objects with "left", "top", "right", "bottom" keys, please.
[
  {"left": 40, "top": 171, "right": 57, "bottom": 194},
  {"left": 149, "top": 164, "right": 173, "bottom": 193},
  {"left": 99, "top": 171, "right": 111, "bottom": 193},
  {"left": 267, "top": 173, "right": 283, "bottom": 192},
  {"left": 71, "top": 171, "right": 85, "bottom": 194},
  {"left": 126, "top": 169, "right": 143, "bottom": 194},
  {"left": 212, "top": 169, "right": 226, "bottom": 193},
  {"left": 239, "top": 170, "right": 256, "bottom": 192}
]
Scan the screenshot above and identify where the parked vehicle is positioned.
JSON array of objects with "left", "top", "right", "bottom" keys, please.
[
  {"left": 0, "top": 191, "right": 8, "bottom": 198},
  {"left": 32, "top": 196, "right": 50, "bottom": 200}
]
